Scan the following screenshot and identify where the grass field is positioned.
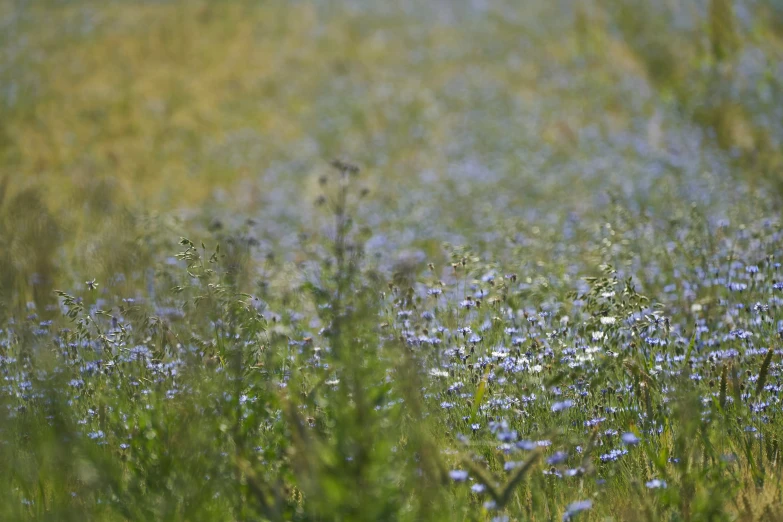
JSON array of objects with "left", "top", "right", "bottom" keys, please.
[{"left": 2, "top": 0, "right": 783, "bottom": 520}]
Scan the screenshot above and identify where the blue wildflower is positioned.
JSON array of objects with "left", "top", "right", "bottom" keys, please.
[
  {"left": 504, "top": 461, "right": 520, "bottom": 471},
  {"left": 552, "top": 400, "right": 574, "bottom": 412},
  {"left": 547, "top": 451, "right": 568, "bottom": 465},
  {"left": 517, "top": 440, "right": 536, "bottom": 450},
  {"left": 449, "top": 470, "right": 469, "bottom": 482},
  {"left": 563, "top": 500, "right": 592, "bottom": 520},
  {"left": 621, "top": 433, "right": 640, "bottom": 445}
]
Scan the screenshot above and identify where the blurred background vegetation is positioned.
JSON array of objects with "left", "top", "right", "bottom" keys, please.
[{"left": 1, "top": 0, "right": 782, "bottom": 311}]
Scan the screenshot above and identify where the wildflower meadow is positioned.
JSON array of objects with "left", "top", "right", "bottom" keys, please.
[{"left": 2, "top": 0, "right": 783, "bottom": 520}]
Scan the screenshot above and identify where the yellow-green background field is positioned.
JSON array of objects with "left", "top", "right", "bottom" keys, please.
[
  {"left": 4, "top": 0, "right": 781, "bottom": 208},
  {"left": 4, "top": 0, "right": 783, "bottom": 312}
]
